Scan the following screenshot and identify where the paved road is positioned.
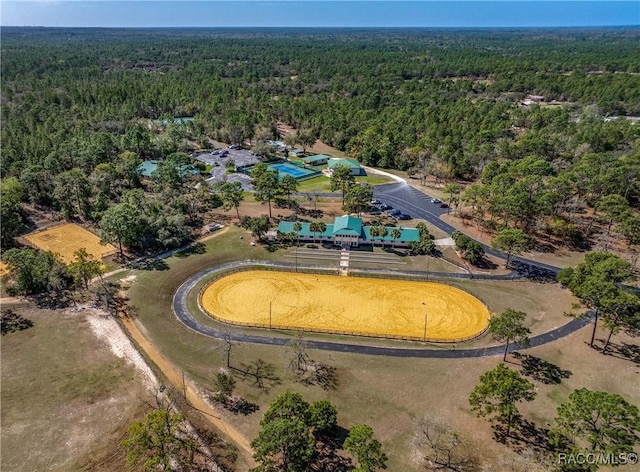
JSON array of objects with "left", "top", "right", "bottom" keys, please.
[
  {"left": 172, "top": 261, "right": 592, "bottom": 359},
  {"left": 375, "top": 182, "right": 560, "bottom": 277},
  {"left": 168, "top": 181, "right": 587, "bottom": 358}
]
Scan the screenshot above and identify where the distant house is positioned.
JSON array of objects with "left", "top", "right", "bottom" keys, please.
[
  {"left": 138, "top": 160, "right": 159, "bottom": 177},
  {"left": 302, "top": 154, "right": 331, "bottom": 166},
  {"left": 291, "top": 149, "right": 305, "bottom": 158},
  {"left": 137, "top": 159, "right": 200, "bottom": 178},
  {"left": 326, "top": 158, "right": 366, "bottom": 176},
  {"left": 150, "top": 116, "right": 195, "bottom": 126},
  {"left": 276, "top": 215, "right": 419, "bottom": 248},
  {"left": 520, "top": 94, "right": 545, "bottom": 106}
]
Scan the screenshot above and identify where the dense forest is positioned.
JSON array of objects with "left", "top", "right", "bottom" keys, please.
[{"left": 1, "top": 27, "right": 639, "bottom": 254}]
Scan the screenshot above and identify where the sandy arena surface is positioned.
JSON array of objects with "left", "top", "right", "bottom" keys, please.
[
  {"left": 201, "top": 271, "right": 490, "bottom": 341},
  {"left": 24, "top": 223, "right": 116, "bottom": 263}
]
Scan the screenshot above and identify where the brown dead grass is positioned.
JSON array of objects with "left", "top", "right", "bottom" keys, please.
[
  {"left": 125, "top": 225, "right": 639, "bottom": 471},
  {"left": 1, "top": 306, "right": 148, "bottom": 472}
]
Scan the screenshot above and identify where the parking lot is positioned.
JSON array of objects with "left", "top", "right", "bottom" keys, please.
[{"left": 194, "top": 147, "right": 259, "bottom": 190}]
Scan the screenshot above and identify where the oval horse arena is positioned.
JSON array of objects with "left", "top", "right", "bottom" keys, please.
[{"left": 200, "top": 270, "right": 491, "bottom": 342}]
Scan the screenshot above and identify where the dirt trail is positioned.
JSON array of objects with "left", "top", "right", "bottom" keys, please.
[{"left": 120, "top": 316, "right": 256, "bottom": 470}]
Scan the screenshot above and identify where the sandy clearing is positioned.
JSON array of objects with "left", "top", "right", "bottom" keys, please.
[
  {"left": 119, "top": 315, "right": 256, "bottom": 469},
  {"left": 85, "top": 307, "right": 158, "bottom": 391},
  {"left": 202, "top": 271, "right": 490, "bottom": 341},
  {"left": 24, "top": 223, "right": 116, "bottom": 263}
]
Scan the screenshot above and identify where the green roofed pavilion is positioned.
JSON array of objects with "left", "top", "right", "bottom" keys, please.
[
  {"left": 332, "top": 215, "right": 362, "bottom": 236},
  {"left": 275, "top": 215, "right": 419, "bottom": 247},
  {"left": 327, "top": 158, "right": 366, "bottom": 176},
  {"left": 301, "top": 154, "right": 330, "bottom": 165}
]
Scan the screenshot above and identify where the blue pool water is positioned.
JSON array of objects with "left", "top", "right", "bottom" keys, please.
[{"left": 268, "top": 163, "right": 316, "bottom": 179}]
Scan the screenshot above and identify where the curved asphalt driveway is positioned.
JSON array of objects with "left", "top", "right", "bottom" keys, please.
[
  {"left": 172, "top": 261, "right": 592, "bottom": 359},
  {"left": 374, "top": 182, "right": 560, "bottom": 277},
  {"left": 169, "top": 181, "right": 588, "bottom": 358}
]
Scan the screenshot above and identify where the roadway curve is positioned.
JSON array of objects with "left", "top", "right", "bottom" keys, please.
[
  {"left": 373, "top": 182, "right": 560, "bottom": 277},
  {"left": 172, "top": 261, "right": 591, "bottom": 359}
]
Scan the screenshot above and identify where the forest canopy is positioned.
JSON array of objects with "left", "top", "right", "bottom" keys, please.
[{"left": 1, "top": 27, "right": 638, "bottom": 249}]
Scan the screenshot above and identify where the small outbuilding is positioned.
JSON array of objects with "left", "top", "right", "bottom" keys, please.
[
  {"left": 327, "top": 158, "right": 366, "bottom": 176},
  {"left": 302, "top": 154, "right": 331, "bottom": 166}
]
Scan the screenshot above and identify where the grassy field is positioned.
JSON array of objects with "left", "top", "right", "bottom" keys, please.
[
  {"left": 117, "top": 225, "right": 640, "bottom": 471},
  {"left": 1, "top": 306, "right": 149, "bottom": 472},
  {"left": 201, "top": 270, "right": 490, "bottom": 341},
  {"left": 295, "top": 173, "right": 393, "bottom": 193},
  {"left": 24, "top": 223, "right": 116, "bottom": 263}
]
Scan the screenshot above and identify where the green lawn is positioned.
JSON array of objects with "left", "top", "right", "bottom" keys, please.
[
  {"left": 295, "top": 172, "right": 394, "bottom": 193},
  {"left": 356, "top": 174, "right": 394, "bottom": 185}
]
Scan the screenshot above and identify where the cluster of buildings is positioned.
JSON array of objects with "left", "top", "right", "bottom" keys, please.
[
  {"left": 300, "top": 154, "right": 366, "bottom": 176},
  {"left": 275, "top": 215, "right": 419, "bottom": 248}
]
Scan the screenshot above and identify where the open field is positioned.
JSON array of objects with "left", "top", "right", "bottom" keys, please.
[
  {"left": 119, "top": 225, "right": 634, "bottom": 471},
  {"left": 295, "top": 173, "right": 394, "bottom": 193},
  {"left": 125, "top": 232, "right": 640, "bottom": 471},
  {"left": 1, "top": 306, "right": 149, "bottom": 472},
  {"left": 24, "top": 223, "right": 116, "bottom": 263},
  {"left": 201, "top": 270, "right": 490, "bottom": 341}
]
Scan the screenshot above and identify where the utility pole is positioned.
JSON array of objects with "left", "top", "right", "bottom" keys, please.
[
  {"left": 422, "top": 302, "right": 427, "bottom": 342},
  {"left": 269, "top": 299, "right": 274, "bottom": 329}
]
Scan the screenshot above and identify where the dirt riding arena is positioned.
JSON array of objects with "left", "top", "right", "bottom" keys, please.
[
  {"left": 201, "top": 270, "right": 490, "bottom": 342},
  {"left": 24, "top": 223, "right": 116, "bottom": 263}
]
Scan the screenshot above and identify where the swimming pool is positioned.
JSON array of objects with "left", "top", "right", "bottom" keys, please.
[{"left": 268, "top": 162, "right": 317, "bottom": 179}]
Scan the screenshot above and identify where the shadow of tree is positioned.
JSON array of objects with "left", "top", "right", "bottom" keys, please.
[
  {"left": 513, "top": 353, "right": 572, "bottom": 384},
  {"left": 510, "top": 260, "right": 558, "bottom": 282},
  {"left": 129, "top": 258, "right": 170, "bottom": 271},
  {"left": 473, "top": 257, "right": 498, "bottom": 270},
  {"left": 223, "top": 396, "right": 260, "bottom": 416},
  {"left": 174, "top": 242, "right": 206, "bottom": 258},
  {"left": 493, "top": 417, "right": 553, "bottom": 453},
  {"left": 601, "top": 340, "right": 640, "bottom": 365},
  {"left": 299, "top": 363, "right": 339, "bottom": 391},
  {"left": 309, "top": 426, "right": 353, "bottom": 472},
  {"left": 32, "top": 291, "right": 74, "bottom": 309},
  {"left": 382, "top": 248, "right": 408, "bottom": 257},
  {"left": 237, "top": 358, "right": 281, "bottom": 392},
  {"left": 1, "top": 309, "right": 34, "bottom": 335}
]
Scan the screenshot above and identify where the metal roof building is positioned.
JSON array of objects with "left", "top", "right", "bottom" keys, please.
[{"left": 277, "top": 216, "right": 419, "bottom": 247}]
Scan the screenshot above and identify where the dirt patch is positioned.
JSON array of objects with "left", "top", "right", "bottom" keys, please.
[
  {"left": 85, "top": 307, "right": 157, "bottom": 391},
  {"left": 119, "top": 315, "right": 256, "bottom": 470},
  {"left": 202, "top": 270, "right": 490, "bottom": 341},
  {"left": 1, "top": 305, "right": 148, "bottom": 472},
  {"left": 24, "top": 223, "right": 116, "bottom": 263}
]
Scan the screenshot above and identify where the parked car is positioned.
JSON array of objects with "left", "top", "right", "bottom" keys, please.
[
  {"left": 208, "top": 223, "right": 224, "bottom": 232},
  {"left": 380, "top": 204, "right": 392, "bottom": 211},
  {"left": 229, "top": 144, "right": 241, "bottom": 150},
  {"left": 370, "top": 199, "right": 381, "bottom": 205},
  {"left": 439, "top": 203, "right": 449, "bottom": 208},
  {"left": 397, "top": 214, "right": 412, "bottom": 220},
  {"left": 212, "top": 150, "right": 220, "bottom": 155},
  {"left": 389, "top": 209, "right": 402, "bottom": 216},
  {"left": 368, "top": 210, "right": 382, "bottom": 215},
  {"left": 430, "top": 198, "right": 442, "bottom": 204},
  {"left": 220, "top": 150, "right": 229, "bottom": 157}
]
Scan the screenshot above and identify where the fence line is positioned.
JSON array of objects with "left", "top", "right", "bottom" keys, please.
[{"left": 195, "top": 262, "right": 489, "bottom": 344}]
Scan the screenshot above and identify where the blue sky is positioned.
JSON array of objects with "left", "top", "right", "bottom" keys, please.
[{"left": 2, "top": 1, "right": 639, "bottom": 27}]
